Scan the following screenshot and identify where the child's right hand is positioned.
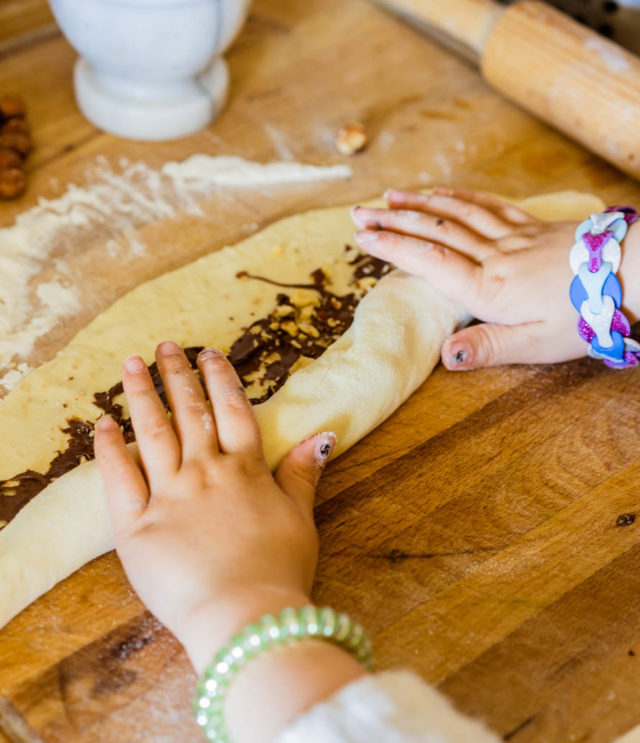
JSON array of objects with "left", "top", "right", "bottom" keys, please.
[
  {"left": 94, "top": 342, "right": 333, "bottom": 674},
  {"left": 352, "top": 188, "right": 640, "bottom": 370}
]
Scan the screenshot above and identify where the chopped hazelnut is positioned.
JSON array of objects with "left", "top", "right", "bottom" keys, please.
[
  {"left": 291, "top": 289, "right": 319, "bottom": 308},
  {"left": 330, "top": 297, "right": 342, "bottom": 310},
  {"left": 280, "top": 320, "right": 299, "bottom": 337},
  {"left": 0, "top": 95, "right": 26, "bottom": 119},
  {"left": 269, "top": 321, "right": 280, "bottom": 331},
  {"left": 298, "top": 322, "right": 320, "bottom": 338},
  {"left": 357, "top": 277, "right": 378, "bottom": 291},
  {"left": 0, "top": 131, "right": 31, "bottom": 157},
  {"left": 299, "top": 305, "right": 315, "bottom": 322},
  {"left": 275, "top": 304, "right": 295, "bottom": 318},
  {"left": 336, "top": 122, "right": 368, "bottom": 156},
  {"left": 0, "top": 146, "right": 21, "bottom": 170},
  {"left": 1, "top": 118, "right": 29, "bottom": 136},
  {"left": 0, "top": 168, "right": 26, "bottom": 200}
]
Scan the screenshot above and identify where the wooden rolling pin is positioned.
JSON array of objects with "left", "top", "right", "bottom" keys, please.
[{"left": 374, "top": 0, "right": 640, "bottom": 181}]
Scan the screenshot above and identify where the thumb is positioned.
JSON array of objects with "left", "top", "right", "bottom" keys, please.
[
  {"left": 275, "top": 432, "right": 337, "bottom": 512},
  {"left": 442, "top": 322, "right": 550, "bottom": 370}
]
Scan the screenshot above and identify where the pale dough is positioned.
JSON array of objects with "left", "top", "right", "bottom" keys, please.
[{"left": 0, "top": 191, "right": 605, "bottom": 630}]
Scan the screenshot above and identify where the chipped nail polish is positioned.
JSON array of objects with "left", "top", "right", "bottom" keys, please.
[
  {"left": 316, "top": 432, "right": 337, "bottom": 462},
  {"left": 452, "top": 348, "right": 468, "bottom": 365}
]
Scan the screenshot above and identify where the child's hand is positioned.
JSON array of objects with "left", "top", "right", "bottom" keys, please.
[
  {"left": 352, "top": 187, "right": 640, "bottom": 370},
  {"left": 94, "top": 342, "right": 335, "bottom": 672}
]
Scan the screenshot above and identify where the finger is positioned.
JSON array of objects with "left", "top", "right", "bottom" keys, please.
[
  {"left": 122, "top": 354, "right": 180, "bottom": 488},
  {"left": 383, "top": 188, "right": 516, "bottom": 240},
  {"left": 94, "top": 415, "right": 149, "bottom": 534},
  {"left": 155, "top": 341, "right": 218, "bottom": 462},
  {"left": 275, "top": 432, "right": 336, "bottom": 514},
  {"left": 432, "top": 187, "right": 537, "bottom": 227},
  {"left": 351, "top": 206, "right": 495, "bottom": 262},
  {"left": 197, "top": 348, "right": 262, "bottom": 455},
  {"left": 441, "top": 322, "right": 582, "bottom": 370},
  {"left": 355, "top": 229, "right": 483, "bottom": 311}
]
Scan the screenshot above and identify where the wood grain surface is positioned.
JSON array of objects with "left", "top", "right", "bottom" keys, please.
[{"left": 1, "top": 1, "right": 640, "bottom": 742}]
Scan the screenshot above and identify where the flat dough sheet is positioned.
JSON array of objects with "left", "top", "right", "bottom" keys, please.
[{"left": 0, "top": 190, "right": 605, "bottom": 630}]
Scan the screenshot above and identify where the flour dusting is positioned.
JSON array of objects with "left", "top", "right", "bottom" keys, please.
[{"left": 0, "top": 155, "right": 352, "bottom": 391}]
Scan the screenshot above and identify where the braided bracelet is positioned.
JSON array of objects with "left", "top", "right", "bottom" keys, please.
[
  {"left": 569, "top": 206, "right": 640, "bottom": 368},
  {"left": 193, "top": 605, "right": 374, "bottom": 742}
]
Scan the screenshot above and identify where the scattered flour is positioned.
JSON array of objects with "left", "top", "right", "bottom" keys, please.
[{"left": 0, "top": 155, "right": 352, "bottom": 391}]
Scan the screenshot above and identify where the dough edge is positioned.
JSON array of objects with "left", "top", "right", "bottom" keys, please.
[{"left": 0, "top": 190, "right": 605, "bottom": 630}]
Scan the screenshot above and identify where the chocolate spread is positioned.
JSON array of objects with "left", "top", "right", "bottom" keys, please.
[{"left": 0, "top": 250, "right": 390, "bottom": 527}]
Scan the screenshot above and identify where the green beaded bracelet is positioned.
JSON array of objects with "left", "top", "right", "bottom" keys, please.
[{"left": 193, "top": 605, "right": 374, "bottom": 742}]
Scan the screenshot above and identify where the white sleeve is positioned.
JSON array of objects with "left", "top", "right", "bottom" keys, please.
[{"left": 273, "top": 670, "right": 501, "bottom": 743}]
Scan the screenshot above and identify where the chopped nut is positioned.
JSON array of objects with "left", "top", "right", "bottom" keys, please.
[
  {"left": 336, "top": 122, "right": 368, "bottom": 156},
  {"left": 298, "top": 322, "right": 320, "bottom": 338},
  {"left": 1, "top": 118, "right": 29, "bottom": 136},
  {"left": 357, "top": 276, "right": 378, "bottom": 291},
  {"left": 290, "top": 340, "right": 302, "bottom": 349},
  {"left": 0, "top": 95, "right": 26, "bottom": 119},
  {"left": 0, "top": 131, "right": 31, "bottom": 157},
  {"left": 330, "top": 297, "right": 342, "bottom": 310},
  {"left": 275, "top": 304, "right": 295, "bottom": 318},
  {"left": 250, "top": 325, "right": 262, "bottom": 334},
  {"left": 264, "top": 352, "right": 282, "bottom": 365},
  {"left": 280, "top": 320, "right": 299, "bottom": 337},
  {"left": 0, "top": 147, "right": 21, "bottom": 170},
  {"left": 299, "top": 305, "right": 315, "bottom": 322},
  {"left": 269, "top": 321, "right": 280, "bottom": 331},
  {"left": 327, "top": 317, "right": 339, "bottom": 328},
  {"left": 0, "top": 168, "right": 26, "bottom": 200},
  {"left": 291, "top": 289, "right": 319, "bottom": 308}
]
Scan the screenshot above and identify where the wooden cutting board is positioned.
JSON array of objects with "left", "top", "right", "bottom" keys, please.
[{"left": 1, "top": 0, "right": 640, "bottom": 741}]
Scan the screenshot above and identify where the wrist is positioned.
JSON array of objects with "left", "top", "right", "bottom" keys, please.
[{"left": 176, "top": 585, "right": 312, "bottom": 674}]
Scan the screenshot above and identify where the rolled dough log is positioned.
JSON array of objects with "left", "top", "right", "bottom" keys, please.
[{"left": 0, "top": 190, "right": 605, "bottom": 630}]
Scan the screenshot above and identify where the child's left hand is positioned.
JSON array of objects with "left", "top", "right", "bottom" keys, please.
[{"left": 352, "top": 187, "right": 640, "bottom": 370}]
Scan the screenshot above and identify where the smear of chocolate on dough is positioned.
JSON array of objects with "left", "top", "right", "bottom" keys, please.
[{"left": 0, "top": 251, "right": 390, "bottom": 526}]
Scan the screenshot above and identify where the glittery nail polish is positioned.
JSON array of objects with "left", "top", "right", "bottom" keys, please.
[{"left": 452, "top": 348, "right": 468, "bottom": 365}]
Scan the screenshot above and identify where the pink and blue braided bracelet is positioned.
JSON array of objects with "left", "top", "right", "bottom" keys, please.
[{"left": 569, "top": 206, "right": 640, "bottom": 369}]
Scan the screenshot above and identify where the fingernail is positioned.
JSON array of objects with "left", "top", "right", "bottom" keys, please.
[
  {"left": 124, "top": 355, "right": 147, "bottom": 373},
  {"left": 350, "top": 206, "right": 366, "bottom": 228},
  {"left": 355, "top": 230, "right": 377, "bottom": 244},
  {"left": 198, "top": 347, "right": 224, "bottom": 361},
  {"left": 158, "top": 340, "right": 181, "bottom": 355},
  {"left": 315, "top": 432, "right": 337, "bottom": 463},
  {"left": 449, "top": 345, "right": 470, "bottom": 367},
  {"left": 95, "top": 415, "right": 114, "bottom": 431}
]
